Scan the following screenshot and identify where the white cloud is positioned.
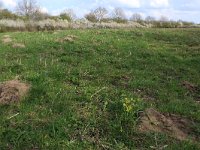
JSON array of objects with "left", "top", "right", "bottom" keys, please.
[
  {"left": 150, "top": 0, "right": 169, "bottom": 8},
  {"left": 117, "top": 0, "right": 141, "bottom": 8},
  {"left": 39, "top": 7, "right": 48, "bottom": 13},
  {"left": 1, "top": 0, "right": 17, "bottom": 7},
  {"left": 92, "top": 0, "right": 141, "bottom": 8}
]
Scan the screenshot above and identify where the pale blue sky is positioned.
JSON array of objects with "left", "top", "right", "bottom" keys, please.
[{"left": 1, "top": 0, "right": 200, "bottom": 23}]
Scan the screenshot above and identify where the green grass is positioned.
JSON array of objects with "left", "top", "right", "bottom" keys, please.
[{"left": 0, "top": 28, "right": 200, "bottom": 149}]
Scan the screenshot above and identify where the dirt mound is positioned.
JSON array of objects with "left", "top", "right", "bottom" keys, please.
[
  {"left": 1, "top": 35, "right": 12, "bottom": 44},
  {"left": 12, "top": 43, "right": 26, "bottom": 48},
  {"left": 56, "top": 35, "right": 78, "bottom": 43},
  {"left": 0, "top": 80, "right": 30, "bottom": 105},
  {"left": 2, "top": 37, "right": 12, "bottom": 44},
  {"left": 138, "top": 108, "right": 196, "bottom": 141},
  {"left": 1, "top": 35, "right": 26, "bottom": 49}
]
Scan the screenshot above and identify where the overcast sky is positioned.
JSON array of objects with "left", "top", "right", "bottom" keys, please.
[{"left": 1, "top": 0, "right": 200, "bottom": 23}]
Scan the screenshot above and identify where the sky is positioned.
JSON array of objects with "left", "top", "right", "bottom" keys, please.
[{"left": 1, "top": 0, "right": 200, "bottom": 23}]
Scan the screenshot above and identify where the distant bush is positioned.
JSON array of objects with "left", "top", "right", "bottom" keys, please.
[
  {"left": 85, "top": 13, "right": 98, "bottom": 23},
  {"left": 0, "top": 19, "right": 25, "bottom": 32},
  {"left": 35, "top": 19, "right": 69, "bottom": 31},
  {"left": 0, "top": 19, "right": 69, "bottom": 32},
  {"left": 0, "top": 9, "right": 18, "bottom": 20},
  {"left": 59, "top": 9, "right": 76, "bottom": 22},
  {"left": 151, "top": 21, "right": 195, "bottom": 28},
  {"left": 0, "top": 18, "right": 198, "bottom": 32},
  {"left": 87, "top": 21, "right": 144, "bottom": 29},
  {"left": 0, "top": 4, "right": 199, "bottom": 32},
  {"left": 60, "top": 13, "right": 72, "bottom": 22},
  {"left": 112, "top": 18, "right": 128, "bottom": 24}
]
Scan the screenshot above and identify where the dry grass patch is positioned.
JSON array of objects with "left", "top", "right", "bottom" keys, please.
[
  {"left": 0, "top": 80, "right": 30, "bottom": 105},
  {"left": 3, "top": 35, "right": 11, "bottom": 38},
  {"left": 12, "top": 43, "right": 26, "bottom": 48},
  {"left": 1, "top": 35, "right": 26, "bottom": 48},
  {"left": 2, "top": 35, "right": 12, "bottom": 44},
  {"left": 56, "top": 35, "right": 78, "bottom": 43},
  {"left": 2, "top": 37, "right": 12, "bottom": 44},
  {"left": 138, "top": 108, "right": 198, "bottom": 141},
  {"left": 2, "top": 35, "right": 14, "bottom": 46}
]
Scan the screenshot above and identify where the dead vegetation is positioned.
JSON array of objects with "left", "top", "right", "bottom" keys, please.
[
  {"left": 56, "top": 35, "right": 78, "bottom": 43},
  {"left": 3, "top": 35, "right": 11, "bottom": 38},
  {"left": 2, "top": 35, "right": 12, "bottom": 44},
  {"left": 138, "top": 108, "right": 198, "bottom": 141},
  {"left": 12, "top": 43, "right": 26, "bottom": 48},
  {"left": 0, "top": 80, "right": 30, "bottom": 105},
  {"left": 1, "top": 35, "right": 26, "bottom": 48}
]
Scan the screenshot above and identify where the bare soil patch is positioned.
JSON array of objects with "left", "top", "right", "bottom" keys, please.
[
  {"left": 12, "top": 43, "right": 26, "bottom": 48},
  {"left": 110, "top": 75, "right": 132, "bottom": 89},
  {"left": 182, "top": 81, "right": 200, "bottom": 103},
  {"left": 182, "top": 81, "right": 198, "bottom": 92},
  {"left": 138, "top": 108, "right": 198, "bottom": 141},
  {"left": 0, "top": 80, "right": 30, "bottom": 105}
]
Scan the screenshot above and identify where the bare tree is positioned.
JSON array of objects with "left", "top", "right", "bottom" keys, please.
[
  {"left": 34, "top": 9, "right": 49, "bottom": 20},
  {"left": 130, "top": 13, "right": 143, "bottom": 22},
  {"left": 60, "top": 9, "right": 76, "bottom": 22},
  {"left": 145, "top": 16, "right": 156, "bottom": 22},
  {"left": 112, "top": 7, "right": 127, "bottom": 23},
  {"left": 159, "top": 15, "right": 169, "bottom": 22},
  {"left": 93, "top": 7, "right": 108, "bottom": 22},
  {"left": 85, "top": 12, "right": 97, "bottom": 22},
  {"left": 16, "top": 0, "right": 39, "bottom": 19}
]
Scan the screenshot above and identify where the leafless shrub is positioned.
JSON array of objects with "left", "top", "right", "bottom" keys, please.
[
  {"left": 60, "top": 9, "right": 76, "bottom": 22},
  {"left": 112, "top": 8, "right": 127, "bottom": 23},
  {"left": 130, "top": 13, "right": 143, "bottom": 22},
  {"left": 16, "top": 0, "right": 39, "bottom": 19},
  {"left": 85, "top": 12, "right": 98, "bottom": 23},
  {"left": 145, "top": 16, "right": 156, "bottom": 23},
  {"left": 159, "top": 15, "right": 169, "bottom": 22},
  {"left": 93, "top": 7, "right": 108, "bottom": 23}
]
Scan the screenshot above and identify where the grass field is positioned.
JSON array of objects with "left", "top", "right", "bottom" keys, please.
[{"left": 0, "top": 28, "right": 200, "bottom": 149}]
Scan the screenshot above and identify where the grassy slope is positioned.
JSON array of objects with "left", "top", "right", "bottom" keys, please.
[{"left": 0, "top": 29, "right": 200, "bottom": 149}]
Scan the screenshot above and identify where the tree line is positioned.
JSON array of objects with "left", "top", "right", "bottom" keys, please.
[{"left": 0, "top": 0, "right": 195, "bottom": 27}]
